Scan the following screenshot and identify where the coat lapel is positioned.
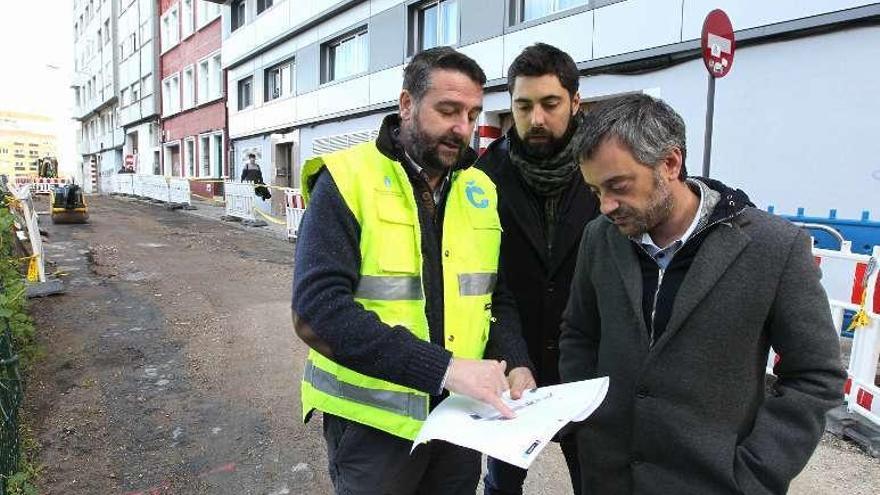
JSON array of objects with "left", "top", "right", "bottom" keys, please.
[
  {"left": 652, "top": 222, "right": 751, "bottom": 353},
  {"left": 606, "top": 225, "right": 650, "bottom": 345}
]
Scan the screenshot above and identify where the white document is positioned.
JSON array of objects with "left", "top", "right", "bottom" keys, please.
[{"left": 412, "top": 377, "right": 609, "bottom": 469}]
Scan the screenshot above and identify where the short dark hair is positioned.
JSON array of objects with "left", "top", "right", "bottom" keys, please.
[
  {"left": 507, "top": 43, "right": 580, "bottom": 98},
  {"left": 403, "top": 46, "right": 486, "bottom": 102},
  {"left": 247, "top": 153, "right": 256, "bottom": 159},
  {"left": 578, "top": 94, "right": 688, "bottom": 179}
]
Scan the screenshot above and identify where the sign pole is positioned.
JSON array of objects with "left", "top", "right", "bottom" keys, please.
[
  {"left": 702, "top": 73, "right": 716, "bottom": 178},
  {"left": 700, "top": 9, "right": 735, "bottom": 179}
]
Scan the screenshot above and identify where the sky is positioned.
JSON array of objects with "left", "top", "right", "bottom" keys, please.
[{"left": 0, "top": 0, "right": 77, "bottom": 175}]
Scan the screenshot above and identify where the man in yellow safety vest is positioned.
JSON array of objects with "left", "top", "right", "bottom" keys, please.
[{"left": 292, "top": 47, "right": 535, "bottom": 494}]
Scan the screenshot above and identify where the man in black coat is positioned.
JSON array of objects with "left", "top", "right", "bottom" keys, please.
[{"left": 476, "top": 43, "right": 599, "bottom": 495}]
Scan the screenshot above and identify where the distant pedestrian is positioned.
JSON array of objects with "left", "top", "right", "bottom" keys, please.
[{"left": 241, "top": 153, "right": 271, "bottom": 200}]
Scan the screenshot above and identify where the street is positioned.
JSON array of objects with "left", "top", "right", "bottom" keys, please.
[{"left": 23, "top": 196, "right": 880, "bottom": 494}]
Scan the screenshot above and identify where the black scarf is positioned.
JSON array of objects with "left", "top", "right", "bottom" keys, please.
[{"left": 508, "top": 112, "right": 588, "bottom": 249}]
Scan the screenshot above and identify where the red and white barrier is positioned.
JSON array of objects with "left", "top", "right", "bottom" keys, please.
[
  {"left": 477, "top": 113, "right": 502, "bottom": 156},
  {"left": 285, "top": 188, "right": 306, "bottom": 240},
  {"left": 769, "top": 242, "right": 880, "bottom": 427}
]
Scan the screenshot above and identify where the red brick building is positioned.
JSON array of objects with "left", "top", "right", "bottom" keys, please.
[{"left": 159, "top": 0, "right": 226, "bottom": 198}]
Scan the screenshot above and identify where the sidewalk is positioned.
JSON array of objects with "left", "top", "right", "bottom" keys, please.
[{"left": 105, "top": 194, "right": 292, "bottom": 242}]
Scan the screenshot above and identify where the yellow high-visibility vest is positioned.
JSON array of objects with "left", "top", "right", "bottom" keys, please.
[{"left": 299, "top": 141, "right": 501, "bottom": 440}]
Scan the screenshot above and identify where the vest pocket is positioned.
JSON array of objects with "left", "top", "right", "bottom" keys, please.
[{"left": 376, "top": 192, "right": 419, "bottom": 274}]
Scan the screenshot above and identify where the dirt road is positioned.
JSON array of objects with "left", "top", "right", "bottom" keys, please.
[{"left": 23, "top": 196, "right": 879, "bottom": 494}]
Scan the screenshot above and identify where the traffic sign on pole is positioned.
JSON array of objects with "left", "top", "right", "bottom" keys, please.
[{"left": 701, "top": 9, "right": 735, "bottom": 178}]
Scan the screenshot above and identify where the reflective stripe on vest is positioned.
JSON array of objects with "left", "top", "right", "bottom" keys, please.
[
  {"left": 304, "top": 359, "right": 428, "bottom": 421},
  {"left": 458, "top": 273, "right": 497, "bottom": 296},
  {"left": 355, "top": 275, "right": 424, "bottom": 301}
]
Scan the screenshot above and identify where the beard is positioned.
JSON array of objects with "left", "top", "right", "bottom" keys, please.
[
  {"left": 402, "top": 109, "right": 468, "bottom": 176},
  {"left": 520, "top": 116, "right": 576, "bottom": 159},
  {"left": 608, "top": 169, "right": 674, "bottom": 238}
]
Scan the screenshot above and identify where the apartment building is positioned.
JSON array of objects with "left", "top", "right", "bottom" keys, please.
[
  {"left": 219, "top": 0, "right": 880, "bottom": 221},
  {"left": 118, "top": 0, "right": 163, "bottom": 175},
  {"left": 72, "top": 0, "right": 123, "bottom": 193},
  {"left": 159, "top": 0, "right": 227, "bottom": 198},
  {"left": 0, "top": 112, "right": 58, "bottom": 181}
]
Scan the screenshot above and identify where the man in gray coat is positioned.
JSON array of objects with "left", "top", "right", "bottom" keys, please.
[{"left": 560, "top": 94, "right": 845, "bottom": 494}]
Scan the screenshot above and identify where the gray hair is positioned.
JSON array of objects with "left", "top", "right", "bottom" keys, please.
[{"left": 578, "top": 94, "right": 688, "bottom": 179}]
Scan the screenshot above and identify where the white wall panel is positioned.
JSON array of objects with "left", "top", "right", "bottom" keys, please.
[
  {"left": 593, "top": 0, "right": 681, "bottom": 59},
  {"left": 681, "top": 0, "right": 878, "bottom": 40},
  {"left": 319, "top": 77, "right": 371, "bottom": 115},
  {"left": 368, "top": 65, "right": 403, "bottom": 105},
  {"left": 503, "top": 11, "right": 593, "bottom": 75},
  {"left": 296, "top": 91, "right": 321, "bottom": 122},
  {"left": 253, "top": 2, "right": 291, "bottom": 48},
  {"left": 316, "top": 3, "right": 371, "bottom": 40},
  {"left": 576, "top": 26, "right": 880, "bottom": 219},
  {"left": 459, "top": 36, "right": 505, "bottom": 81},
  {"left": 370, "top": 0, "right": 403, "bottom": 16},
  {"left": 260, "top": 98, "right": 299, "bottom": 132}
]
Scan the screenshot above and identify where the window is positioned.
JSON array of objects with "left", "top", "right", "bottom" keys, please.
[
  {"left": 237, "top": 76, "right": 253, "bottom": 110},
  {"left": 183, "top": 137, "right": 195, "bottom": 177},
  {"left": 162, "top": 73, "right": 181, "bottom": 115},
  {"left": 120, "top": 87, "right": 128, "bottom": 106},
  {"left": 512, "top": 0, "right": 587, "bottom": 24},
  {"left": 182, "top": 65, "right": 195, "bottom": 109},
  {"left": 197, "top": 52, "right": 222, "bottom": 104},
  {"left": 161, "top": 4, "right": 180, "bottom": 52},
  {"left": 411, "top": 0, "right": 458, "bottom": 54},
  {"left": 199, "top": 132, "right": 223, "bottom": 177},
  {"left": 231, "top": 0, "right": 246, "bottom": 31},
  {"left": 131, "top": 82, "right": 140, "bottom": 103},
  {"left": 182, "top": 0, "right": 194, "bottom": 38},
  {"left": 197, "top": 0, "right": 221, "bottom": 29},
  {"left": 257, "top": 0, "right": 273, "bottom": 14},
  {"left": 323, "top": 28, "right": 368, "bottom": 83},
  {"left": 265, "top": 58, "right": 295, "bottom": 102},
  {"left": 104, "top": 19, "right": 110, "bottom": 44}
]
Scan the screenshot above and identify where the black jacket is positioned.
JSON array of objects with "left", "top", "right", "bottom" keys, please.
[
  {"left": 476, "top": 135, "right": 599, "bottom": 386},
  {"left": 293, "top": 115, "right": 532, "bottom": 398}
]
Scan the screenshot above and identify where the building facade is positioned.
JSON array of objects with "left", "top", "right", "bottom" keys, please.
[
  {"left": 72, "top": 0, "right": 124, "bottom": 193},
  {"left": 118, "top": 0, "right": 163, "bottom": 175},
  {"left": 220, "top": 0, "right": 880, "bottom": 221},
  {"left": 159, "top": 0, "right": 227, "bottom": 199},
  {"left": 0, "top": 112, "right": 58, "bottom": 181}
]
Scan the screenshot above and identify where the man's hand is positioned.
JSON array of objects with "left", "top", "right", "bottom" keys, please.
[
  {"left": 444, "top": 358, "right": 515, "bottom": 418},
  {"left": 507, "top": 367, "right": 536, "bottom": 400}
]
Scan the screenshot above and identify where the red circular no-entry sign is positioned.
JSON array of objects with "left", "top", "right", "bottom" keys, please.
[{"left": 701, "top": 9, "right": 735, "bottom": 78}]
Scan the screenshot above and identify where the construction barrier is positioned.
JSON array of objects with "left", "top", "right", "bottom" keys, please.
[
  {"left": 768, "top": 241, "right": 880, "bottom": 428},
  {"left": 224, "top": 181, "right": 257, "bottom": 222},
  {"left": 8, "top": 184, "right": 46, "bottom": 283},
  {"left": 168, "top": 178, "right": 192, "bottom": 205},
  {"left": 285, "top": 188, "right": 306, "bottom": 239},
  {"left": 105, "top": 174, "right": 191, "bottom": 207},
  {"left": 115, "top": 174, "right": 135, "bottom": 195}
]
